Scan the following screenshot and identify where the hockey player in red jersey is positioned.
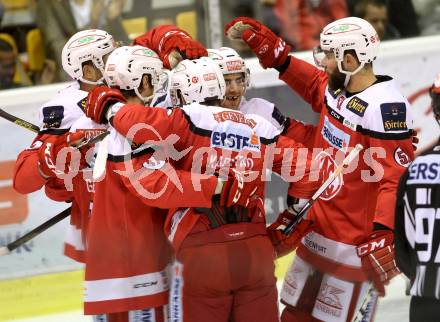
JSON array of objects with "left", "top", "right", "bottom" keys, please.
[
  {"left": 12, "top": 29, "right": 115, "bottom": 262},
  {"left": 225, "top": 16, "right": 414, "bottom": 321},
  {"left": 82, "top": 45, "right": 255, "bottom": 321},
  {"left": 84, "top": 56, "right": 319, "bottom": 322}
]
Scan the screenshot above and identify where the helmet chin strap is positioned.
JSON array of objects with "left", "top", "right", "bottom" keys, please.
[
  {"left": 79, "top": 76, "right": 104, "bottom": 86},
  {"left": 337, "top": 61, "right": 365, "bottom": 89},
  {"left": 135, "top": 87, "right": 154, "bottom": 105}
]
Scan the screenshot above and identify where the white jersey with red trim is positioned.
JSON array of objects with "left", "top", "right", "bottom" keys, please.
[{"left": 279, "top": 57, "right": 414, "bottom": 291}]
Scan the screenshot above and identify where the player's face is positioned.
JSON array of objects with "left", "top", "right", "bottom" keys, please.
[
  {"left": 221, "top": 73, "right": 246, "bottom": 110},
  {"left": 322, "top": 51, "right": 346, "bottom": 91}
]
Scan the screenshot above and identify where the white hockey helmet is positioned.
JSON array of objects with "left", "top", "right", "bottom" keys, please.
[
  {"left": 170, "top": 57, "right": 226, "bottom": 107},
  {"left": 207, "top": 47, "right": 250, "bottom": 87},
  {"left": 104, "top": 46, "right": 163, "bottom": 103},
  {"left": 62, "top": 29, "right": 116, "bottom": 85},
  {"left": 316, "top": 17, "right": 380, "bottom": 76}
]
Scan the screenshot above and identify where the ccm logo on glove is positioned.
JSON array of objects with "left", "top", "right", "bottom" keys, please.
[{"left": 356, "top": 237, "right": 388, "bottom": 256}]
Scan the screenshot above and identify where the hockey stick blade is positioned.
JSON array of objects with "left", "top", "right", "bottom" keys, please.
[
  {"left": 283, "top": 144, "right": 363, "bottom": 235},
  {"left": 0, "top": 108, "right": 40, "bottom": 133},
  {"left": 0, "top": 208, "right": 71, "bottom": 256}
]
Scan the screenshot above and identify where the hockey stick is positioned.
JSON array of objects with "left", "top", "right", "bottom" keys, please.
[
  {"left": 0, "top": 108, "right": 40, "bottom": 133},
  {"left": 283, "top": 144, "right": 363, "bottom": 235},
  {"left": 351, "top": 283, "right": 377, "bottom": 322},
  {"left": 0, "top": 108, "right": 109, "bottom": 148},
  {"left": 0, "top": 207, "right": 71, "bottom": 256}
]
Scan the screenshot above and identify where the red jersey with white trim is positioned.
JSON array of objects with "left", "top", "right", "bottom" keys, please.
[
  {"left": 280, "top": 56, "right": 414, "bottom": 281},
  {"left": 111, "top": 102, "right": 319, "bottom": 251},
  {"left": 64, "top": 115, "right": 106, "bottom": 263},
  {"left": 84, "top": 111, "right": 219, "bottom": 315}
]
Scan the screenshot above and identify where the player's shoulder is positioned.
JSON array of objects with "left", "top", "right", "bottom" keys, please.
[
  {"left": 182, "top": 103, "right": 280, "bottom": 139},
  {"left": 240, "top": 97, "right": 286, "bottom": 130},
  {"left": 357, "top": 76, "right": 413, "bottom": 135},
  {"left": 38, "top": 83, "right": 88, "bottom": 133}
]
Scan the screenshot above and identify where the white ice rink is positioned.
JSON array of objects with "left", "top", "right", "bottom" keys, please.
[{"left": 9, "top": 275, "right": 411, "bottom": 322}]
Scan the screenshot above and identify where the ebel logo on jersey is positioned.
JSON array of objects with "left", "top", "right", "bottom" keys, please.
[{"left": 321, "top": 116, "right": 350, "bottom": 151}]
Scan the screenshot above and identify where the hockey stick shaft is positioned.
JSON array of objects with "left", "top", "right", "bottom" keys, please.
[
  {"left": 0, "top": 207, "right": 71, "bottom": 256},
  {"left": 0, "top": 108, "right": 40, "bottom": 133},
  {"left": 283, "top": 144, "right": 363, "bottom": 235},
  {"left": 351, "top": 283, "right": 376, "bottom": 322}
]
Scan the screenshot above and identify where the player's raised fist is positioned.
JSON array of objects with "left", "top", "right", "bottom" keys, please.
[
  {"left": 225, "top": 17, "right": 290, "bottom": 69},
  {"left": 85, "top": 86, "right": 126, "bottom": 124},
  {"left": 134, "top": 26, "right": 207, "bottom": 69}
]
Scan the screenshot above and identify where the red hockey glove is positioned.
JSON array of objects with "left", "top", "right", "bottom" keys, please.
[
  {"left": 85, "top": 86, "right": 126, "bottom": 124},
  {"left": 218, "top": 169, "right": 262, "bottom": 208},
  {"left": 266, "top": 197, "right": 312, "bottom": 257},
  {"left": 38, "top": 131, "right": 85, "bottom": 178},
  {"left": 356, "top": 230, "right": 400, "bottom": 296},
  {"left": 135, "top": 26, "right": 207, "bottom": 69},
  {"left": 267, "top": 211, "right": 313, "bottom": 258},
  {"left": 224, "top": 17, "right": 290, "bottom": 69}
]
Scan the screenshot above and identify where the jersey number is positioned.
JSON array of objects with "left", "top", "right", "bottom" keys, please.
[{"left": 415, "top": 208, "right": 440, "bottom": 263}]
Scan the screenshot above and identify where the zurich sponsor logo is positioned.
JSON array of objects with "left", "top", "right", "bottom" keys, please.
[{"left": 321, "top": 116, "right": 350, "bottom": 151}]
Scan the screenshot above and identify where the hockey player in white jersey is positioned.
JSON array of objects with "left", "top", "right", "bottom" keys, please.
[{"left": 13, "top": 29, "right": 116, "bottom": 262}]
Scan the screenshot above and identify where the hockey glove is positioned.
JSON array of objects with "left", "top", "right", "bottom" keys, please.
[
  {"left": 38, "top": 131, "right": 85, "bottom": 179},
  {"left": 224, "top": 17, "right": 290, "bottom": 69},
  {"left": 356, "top": 230, "right": 400, "bottom": 296},
  {"left": 134, "top": 26, "right": 207, "bottom": 69},
  {"left": 217, "top": 168, "right": 262, "bottom": 208},
  {"left": 85, "top": 86, "right": 126, "bottom": 124},
  {"left": 267, "top": 197, "right": 312, "bottom": 257}
]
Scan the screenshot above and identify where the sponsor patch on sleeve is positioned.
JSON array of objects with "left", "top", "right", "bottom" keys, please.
[
  {"left": 346, "top": 96, "right": 368, "bottom": 116},
  {"left": 380, "top": 102, "right": 408, "bottom": 132},
  {"left": 42, "top": 105, "right": 64, "bottom": 129}
]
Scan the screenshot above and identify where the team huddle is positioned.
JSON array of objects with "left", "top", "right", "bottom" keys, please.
[{"left": 11, "top": 13, "right": 436, "bottom": 322}]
